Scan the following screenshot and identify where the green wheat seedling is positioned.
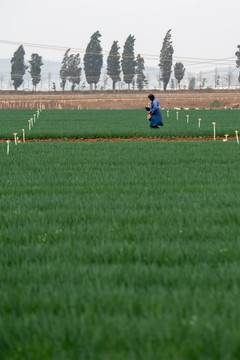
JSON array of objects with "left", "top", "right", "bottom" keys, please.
[
  {"left": 0, "top": 109, "right": 239, "bottom": 140},
  {"left": 0, "top": 141, "right": 240, "bottom": 359}
]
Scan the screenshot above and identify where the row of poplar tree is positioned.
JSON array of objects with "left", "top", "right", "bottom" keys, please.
[{"left": 10, "top": 29, "right": 187, "bottom": 91}]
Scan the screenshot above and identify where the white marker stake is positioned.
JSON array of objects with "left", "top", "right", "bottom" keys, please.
[
  {"left": 34, "top": 114, "right": 36, "bottom": 122},
  {"left": 167, "top": 110, "right": 169, "bottom": 118},
  {"left": 22, "top": 129, "right": 25, "bottom": 143},
  {"left": 223, "top": 134, "right": 229, "bottom": 142},
  {"left": 235, "top": 130, "right": 239, "bottom": 144},
  {"left": 176, "top": 111, "right": 179, "bottom": 120},
  {"left": 6, "top": 140, "right": 10, "bottom": 155},
  {"left": 198, "top": 118, "right": 201, "bottom": 128},
  {"left": 212, "top": 122, "right": 216, "bottom": 140},
  {"left": 13, "top": 132, "right": 17, "bottom": 145},
  {"left": 28, "top": 120, "right": 31, "bottom": 130},
  {"left": 186, "top": 115, "right": 189, "bottom": 123},
  {"left": 37, "top": 110, "right": 39, "bottom": 118}
]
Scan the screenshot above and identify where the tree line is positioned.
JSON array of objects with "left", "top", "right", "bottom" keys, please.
[{"left": 9, "top": 30, "right": 240, "bottom": 91}]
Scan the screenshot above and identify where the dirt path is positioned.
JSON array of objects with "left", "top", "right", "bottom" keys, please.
[{"left": 0, "top": 136, "right": 237, "bottom": 143}]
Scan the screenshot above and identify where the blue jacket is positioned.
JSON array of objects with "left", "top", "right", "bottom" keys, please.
[{"left": 149, "top": 98, "right": 163, "bottom": 127}]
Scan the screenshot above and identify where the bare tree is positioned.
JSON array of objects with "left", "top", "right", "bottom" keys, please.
[
  {"left": 214, "top": 68, "right": 221, "bottom": 89},
  {"left": 25, "top": 72, "right": 31, "bottom": 90},
  {"left": 102, "top": 72, "right": 108, "bottom": 90},
  {"left": 226, "top": 67, "right": 233, "bottom": 88},
  {"left": 157, "top": 69, "right": 162, "bottom": 89},
  {"left": 235, "top": 45, "right": 240, "bottom": 86},
  {"left": 8, "top": 80, "right": 13, "bottom": 90},
  {"left": 170, "top": 78, "right": 175, "bottom": 90},
  {"left": 198, "top": 71, "right": 203, "bottom": 89},
  {"left": 0, "top": 73, "right": 6, "bottom": 89},
  {"left": 48, "top": 72, "right": 51, "bottom": 91},
  {"left": 145, "top": 73, "right": 150, "bottom": 89}
]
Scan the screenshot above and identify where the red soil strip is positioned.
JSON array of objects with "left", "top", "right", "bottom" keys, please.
[{"left": 0, "top": 137, "right": 237, "bottom": 143}]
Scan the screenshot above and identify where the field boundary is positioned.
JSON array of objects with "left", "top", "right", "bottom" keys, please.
[
  {"left": 0, "top": 136, "right": 237, "bottom": 143},
  {"left": 0, "top": 90, "right": 240, "bottom": 109}
]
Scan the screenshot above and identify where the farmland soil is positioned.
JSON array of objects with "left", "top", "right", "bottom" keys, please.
[
  {"left": 0, "top": 137, "right": 237, "bottom": 143},
  {"left": 0, "top": 89, "right": 240, "bottom": 110}
]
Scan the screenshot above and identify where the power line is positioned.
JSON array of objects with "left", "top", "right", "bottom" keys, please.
[{"left": 0, "top": 39, "right": 237, "bottom": 67}]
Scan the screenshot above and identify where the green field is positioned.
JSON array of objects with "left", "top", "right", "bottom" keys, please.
[
  {"left": 1, "top": 110, "right": 240, "bottom": 359},
  {"left": 0, "top": 108, "right": 240, "bottom": 139}
]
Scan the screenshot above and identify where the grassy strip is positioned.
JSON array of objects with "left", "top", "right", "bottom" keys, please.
[
  {"left": 1, "top": 141, "right": 240, "bottom": 359},
  {"left": 0, "top": 109, "right": 240, "bottom": 140}
]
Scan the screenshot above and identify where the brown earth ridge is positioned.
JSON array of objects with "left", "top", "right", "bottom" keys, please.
[
  {"left": 0, "top": 90, "right": 239, "bottom": 110},
  {"left": 0, "top": 137, "right": 237, "bottom": 143}
]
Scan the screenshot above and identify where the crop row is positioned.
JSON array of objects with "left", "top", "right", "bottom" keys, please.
[
  {"left": 0, "top": 109, "right": 240, "bottom": 140},
  {"left": 1, "top": 141, "right": 240, "bottom": 359}
]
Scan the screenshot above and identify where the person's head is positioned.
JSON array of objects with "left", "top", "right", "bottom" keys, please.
[{"left": 148, "top": 94, "right": 155, "bottom": 102}]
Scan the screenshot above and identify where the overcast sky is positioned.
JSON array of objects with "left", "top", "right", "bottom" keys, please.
[{"left": 0, "top": 0, "right": 239, "bottom": 71}]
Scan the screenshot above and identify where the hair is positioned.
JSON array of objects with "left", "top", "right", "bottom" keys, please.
[{"left": 148, "top": 94, "right": 155, "bottom": 101}]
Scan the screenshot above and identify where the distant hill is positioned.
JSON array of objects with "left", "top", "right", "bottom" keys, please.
[
  {"left": 0, "top": 58, "right": 61, "bottom": 74},
  {"left": 0, "top": 58, "right": 62, "bottom": 90}
]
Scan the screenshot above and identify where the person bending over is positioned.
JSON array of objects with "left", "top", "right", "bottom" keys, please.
[{"left": 145, "top": 94, "right": 163, "bottom": 128}]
